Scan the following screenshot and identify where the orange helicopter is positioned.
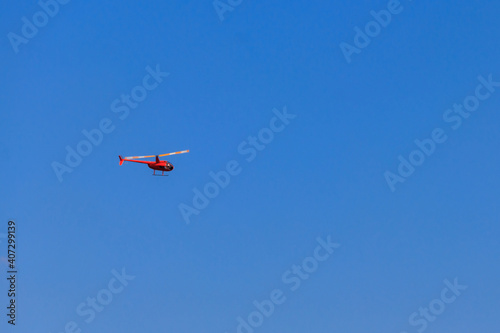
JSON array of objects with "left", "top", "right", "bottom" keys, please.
[{"left": 119, "top": 150, "right": 189, "bottom": 176}]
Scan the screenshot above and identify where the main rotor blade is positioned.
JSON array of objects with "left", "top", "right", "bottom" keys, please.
[
  {"left": 158, "top": 149, "right": 190, "bottom": 157},
  {"left": 123, "top": 154, "right": 157, "bottom": 160},
  {"left": 123, "top": 150, "right": 189, "bottom": 160}
]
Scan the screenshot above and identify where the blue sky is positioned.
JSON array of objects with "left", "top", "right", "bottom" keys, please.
[{"left": 1, "top": 0, "right": 500, "bottom": 332}]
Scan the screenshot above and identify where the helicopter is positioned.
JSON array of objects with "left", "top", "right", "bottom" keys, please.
[{"left": 119, "top": 150, "right": 189, "bottom": 176}]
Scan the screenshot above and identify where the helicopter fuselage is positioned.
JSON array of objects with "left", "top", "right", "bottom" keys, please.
[{"left": 148, "top": 161, "right": 174, "bottom": 171}]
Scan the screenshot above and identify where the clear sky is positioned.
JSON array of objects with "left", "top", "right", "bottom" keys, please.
[{"left": 1, "top": 0, "right": 500, "bottom": 332}]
